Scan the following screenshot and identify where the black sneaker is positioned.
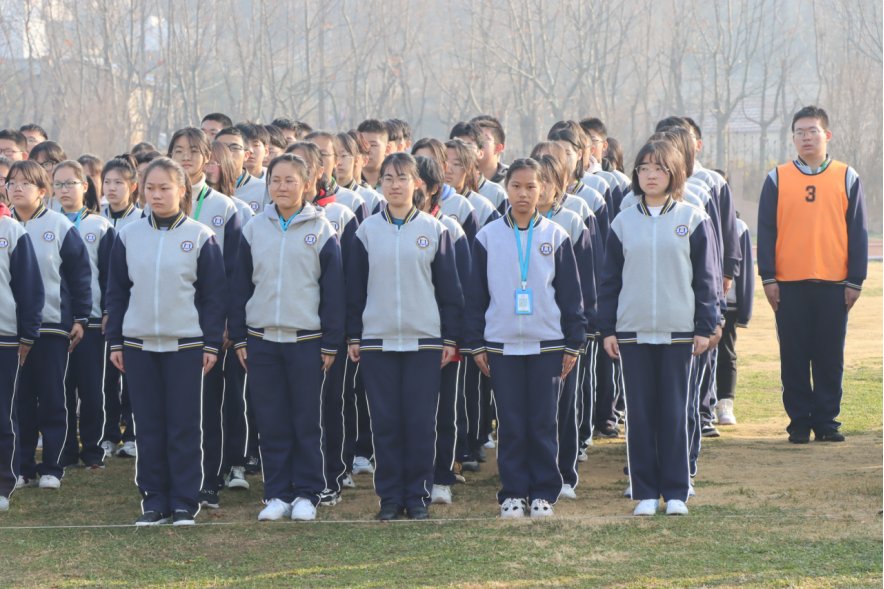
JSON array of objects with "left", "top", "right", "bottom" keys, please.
[
  {"left": 198, "top": 489, "right": 220, "bottom": 509},
  {"left": 788, "top": 430, "right": 811, "bottom": 444},
  {"left": 172, "top": 510, "right": 195, "bottom": 526},
  {"left": 594, "top": 425, "right": 620, "bottom": 439},
  {"left": 815, "top": 431, "right": 846, "bottom": 442},
  {"left": 319, "top": 489, "right": 341, "bottom": 506},
  {"left": 135, "top": 511, "right": 170, "bottom": 526},
  {"left": 376, "top": 504, "right": 403, "bottom": 521},
  {"left": 701, "top": 424, "right": 721, "bottom": 438},
  {"left": 406, "top": 505, "right": 429, "bottom": 520},
  {"left": 244, "top": 455, "right": 261, "bottom": 475}
]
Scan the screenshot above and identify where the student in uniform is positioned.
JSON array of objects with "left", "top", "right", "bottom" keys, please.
[
  {"left": 444, "top": 139, "right": 500, "bottom": 228},
  {"left": 264, "top": 125, "right": 289, "bottom": 166},
  {"left": 200, "top": 113, "right": 233, "bottom": 141},
  {"left": 0, "top": 205, "right": 44, "bottom": 511},
  {"left": 414, "top": 155, "right": 471, "bottom": 505},
  {"left": 716, "top": 210, "right": 754, "bottom": 425},
  {"left": 449, "top": 122, "right": 508, "bottom": 212},
  {"left": 106, "top": 157, "right": 227, "bottom": 526},
  {"left": 207, "top": 140, "right": 255, "bottom": 227},
  {"left": 550, "top": 120, "right": 613, "bottom": 213},
  {"left": 304, "top": 132, "right": 369, "bottom": 222},
  {"left": 535, "top": 154, "right": 597, "bottom": 500},
  {"left": 286, "top": 141, "right": 359, "bottom": 504},
  {"left": 335, "top": 132, "right": 385, "bottom": 214},
  {"left": 598, "top": 140, "right": 718, "bottom": 516},
  {"left": 236, "top": 123, "right": 270, "bottom": 181},
  {"left": 0, "top": 129, "right": 28, "bottom": 163},
  {"left": 0, "top": 155, "right": 12, "bottom": 209},
  {"left": 9, "top": 160, "right": 91, "bottom": 490},
  {"left": 384, "top": 121, "right": 404, "bottom": 154},
  {"left": 76, "top": 155, "right": 103, "bottom": 202},
  {"left": 230, "top": 153, "right": 345, "bottom": 521},
  {"left": 346, "top": 153, "right": 463, "bottom": 521},
  {"left": 469, "top": 115, "right": 509, "bottom": 184},
  {"left": 530, "top": 143, "right": 596, "bottom": 229},
  {"left": 134, "top": 151, "right": 162, "bottom": 207},
  {"left": 168, "top": 127, "right": 242, "bottom": 508},
  {"left": 464, "top": 157, "right": 585, "bottom": 518},
  {"left": 52, "top": 161, "right": 115, "bottom": 469},
  {"left": 28, "top": 141, "right": 67, "bottom": 175},
  {"left": 99, "top": 155, "right": 141, "bottom": 458},
  {"left": 18, "top": 124, "right": 48, "bottom": 155},
  {"left": 355, "top": 120, "right": 392, "bottom": 190},
  {"left": 215, "top": 127, "right": 267, "bottom": 215}
]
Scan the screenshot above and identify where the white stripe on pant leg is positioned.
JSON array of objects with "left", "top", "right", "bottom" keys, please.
[
  {"left": 570, "top": 353, "right": 581, "bottom": 490},
  {"left": 335, "top": 355, "right": 348, "bottom": 491},
  {"left": 56, "top": 351, "right": 72, "bottom": 471},
  {"left": 683, "top": 351, "right": 694, "bottom": 500},
  {"left": 195, "top": 365, "right": 206, "bottom": 518},
  {"left": 447, "top": 361, "right": 462, "bottom": 472},
  {"left": 552, "top": 365, "right": 565, "bottom": 502},
  {"left": 7, "top": 363, "right": 21, "bottom": 498},
  {"left": 216, "top": 352, "right": 227, "bottom": 480},
  {"left": 240, "top": 372, "right": 249, "bottom": 459},
  {"left": 588, "top": 340, "right": 598, "bottom": 439},
  {"left": 131, "top": 411, "right": 144, "bottom": 514},
  {"left": 360, "top": 364, "right": 381, "bottom": 508},
  {"left": 424, "top": 384, "right": 442, "bottom": 507},
  {"left": 620, "top": 351, "right": 635, "bottom": 501},
  {"left": 97, "top": 342, "right": 109, "bottom": 449},
  {"left": 318, "top": 369, "right": 329, "bottom": 494}
]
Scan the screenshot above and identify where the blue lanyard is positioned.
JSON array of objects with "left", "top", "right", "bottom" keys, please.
[
  {"left": 278, "top": 206, "right": 303, "bottom": 232},
  {"left": 67, "top": 207, "right": 86, "bottom": 230},
  {"left": 512, "top": 217, "right": 534, "bottom": 290},
  {"left": 544, "top": 208, "right": 554, "bottom": 219}
]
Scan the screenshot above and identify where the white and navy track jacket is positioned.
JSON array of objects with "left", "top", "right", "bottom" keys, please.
[
  {"left": 478, "top": 177, "right": 508, "bottom": 213},
  {"left": 463, "top": 190, "right": 501, "bottom": 228},
  {"left": 313, "top": 195, "right": 359, "bottom": 270},
  {"left": 346, "top": 206, "right": 463, "bottom": 352},
  {"left": 581, "top": 172, "right": 613, "bottom": 214},
  {"left": 344, "top": 180, "right": 386, "bottom": 214},
  {"left": 560, "top": 193, "right": 595, "bottom": 232},
  {"left": 231, "top": 195, "right": 255, "bottom": 228},
  {"left": 230, "top": 202, "right": 345, "bottom": 354},
  {"left": 595, "top": 170, "right": 632, "bottom": 213},
  {"left": 12, "top": 203, "right": 92, "bottom": 337},
  {"left": 328, "top": 182, "right": 368, "bottom": 223},
  {"left": 0, "top": 216, "right": 44, "bottom": 346},
  {"left": 101, "top": 203, "right": 142, "bottom": 232},
  {"left": 544, "top": 204, "right": 598, "bottom": 336},
  {"left": 569, "top": 180, "right": 609, "bottom": 241},
  {"left": 75, "top": 212, "right": 115, "bottom": 326},
  {"left": 106, "top": 212, "right": 227, "bottom": 354},
  {"left": 235, "top": 172, "right": 268, "bottom": 215},
  {"left": 727, "top": 218, "right": 754, "bottom": 327},
  {"left": 439, "top": 184, "right": 480, "bottom": 245},
  {"left": 190, "top": 178, "right": 242, "bottom": 279},
  {"left": 692, "top": 161, "right": 740, "bottom": 279},
  {"left": 598, "top": 197, "right": 719, "bottom": 344},
  {"left": 434, "top": 208, "right": 471, "bottom": 344},
  {"left": 464, "top": 211, "right": 586, "bottom": 356}
]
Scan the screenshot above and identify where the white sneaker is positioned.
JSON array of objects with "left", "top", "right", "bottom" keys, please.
[
  {"left": 0, "top": 496, "right": 8, "bottom": 511},
  {"left": 633, "top": 499, "right": 659, "bottom": 516},
  {"left": 226, "top": 466, "right": 250, "bottom": 490},
  {"left": 258, "top": 498, "right": 292, "bottom": 521},
  {"left": 623, "top": 484, "right": 632, "bottom": 498},
  {"left": 352, "top": 456, "right": 374, "bottom": 475},
  {"left": 100, "top": 440, "right": 116, "bottom": 458},
  {"left": 577, "top": 447, "right": 588, "bottom": 462},
  {"left": 16, "top": 476, "right": 37, "bottom": 489},
  {"left": 559, "top": 484, "right": 577, "bottom": 500},
  {"left": 530, "top": 499, "right": 554, "bottom": 518},
  {"left": 500, "top": 497, "right": 527, "bottom": 519},
  {"left": 688, "top": 481, "right": 696, "bottom": 497},
  {"left": 716, "top": 399, "right": 737, "bottom": 425},
  {"left": 483, "top": 434, "right": 496, "bottom": 449},
  {"left": 431, "top": 485, "right": 452, "bottom": 505},
  {"left": 116, "top": 441, "right": 137, "bottom": 458},
  {"left": 39, "top": 475, "right": 61, "bottom": 489},
  {"left": 341, "top": 474, "right": 356, "bottom": 489},
  {"left": 291, "top": 497, "right": 317, "bottom": 521},
  {"left": 666, "top": 499, "right": 689, "bottom": 515}
]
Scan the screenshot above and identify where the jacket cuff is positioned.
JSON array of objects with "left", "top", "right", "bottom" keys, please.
[
  {"left": 203, "top": 344, "right": 220, "bottom": 355},
  {"left": 321, "top": 346, "right": 338, "bottom": 356},
  {"left": 19, "top": 337, "right": 35, "bottom": 346},
  {"left": 845, "top": 279, "right": 863, "bottom": 291},
  {"left": 761, "top": 276, "right": 777, "bottom": 286},
  {"left": 233, "top": 340, "right": 247, "bottom": 350}
]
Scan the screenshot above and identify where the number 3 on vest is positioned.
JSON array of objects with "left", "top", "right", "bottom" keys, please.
[{"left": 805, "top": 185, "right": 816, "bottom": 202}]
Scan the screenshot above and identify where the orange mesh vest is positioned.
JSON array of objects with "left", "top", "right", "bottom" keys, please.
[{"left": 775, "top": 160, "right": 849, "bottom": 282}]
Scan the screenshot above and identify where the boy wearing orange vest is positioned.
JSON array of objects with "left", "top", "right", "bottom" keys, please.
[{"left": 757, "top": 105, "right": 868, "bottom": 444}]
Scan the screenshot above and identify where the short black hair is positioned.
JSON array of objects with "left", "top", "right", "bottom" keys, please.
[
  {"left": 19, "top": 124, "right": 48, "bottom": 141},
  {"left": 791, "top": 105, "right": 829, "bottom": 132},
  {"left": 579, "top": 117, "right": 607, "bottom": 138},
  {"left": 271, "top": 118, "right": 313, "bottom": 139},
  {"left": 357, "top": 119, "right": 388, "bottom": 139},
  {"left": 470, "top": 115, "right": 506, "bottom": 146},
  {"left": 215, "top": 126, "right": 244, "bottom": 142},
  {"left": 449, "top": 121, "right": 486, "bottom": 149},
  {"left": 263, "top": 124, "right": 288, "bottom": 150},
  {"left": 385, "top": 119, "right": 403, "bottom": 143},
  {"left": 28, "top": 140, "right": 67, "bottom": 164},
  {"left": 387, "top": 118, "right": 412, "bottom": 143},
  {"left": 0, "top": 129, "right": 27, "bottom": 151},
  {"left": 682, "top": 116, "right": 702, "bottom": 139},
  {"left": 655, "top": 116, "right": 690, "bottom": 134},
  {"left": 201, "top": 113, "right": 233, "bottom": 128},
  {"left": 236, "top": 122, "right": 270, "bottom": 146}
]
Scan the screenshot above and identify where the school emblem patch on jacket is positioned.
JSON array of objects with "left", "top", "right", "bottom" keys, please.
[
  {"left": 0, "top": 238, "right": 8, "bottom": 248},
  {"left": 675, "top": 224, "right": 689, "bottom": 237},
  {"left": 85, "top": 233, "right": 97, "bottom": 243},
  {"left": 249, "top": 201, "right": 260, "bottom": 212},
  {"left": 305, "top": 234, "right": 317, "bottom": 245},
  {"left": 539, "top": 242, "right": 553, "bottom": 255},
  {"left": 416, "top": 236, "right": 430, "bottom": 248},
  {"left": 43, "top": 231, "right": 55, "bottom": 242},
  {"left": 212, "top": 215, "right": 224, "bottom": 227},
  {"left": 181, "top": 240, "right": 194, "bottom": 252}
]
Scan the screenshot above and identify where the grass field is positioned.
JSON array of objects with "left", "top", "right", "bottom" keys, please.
[{"left": 2, "top": 264, "right": 881, "bottom": 588}]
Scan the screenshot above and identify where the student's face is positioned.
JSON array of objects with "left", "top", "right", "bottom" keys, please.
[
  {"left": 554, "top": 141, "right": 580, "bottom": 181},
  {"left": 792, "top": 117, "right": 832, "bottom": 160},
  {"left": 505, "top": 168, "right": 542, "bottom": 216},
  {"left": 480, "top": 129, "right": 503, "bottom": 160},
  {"left": 171, "top": 137, "right": 206, "bottom": 180},
  {"left": 246, "top": 140, "right": 267, "bottom": 175},
  {"left": 290, "top": 148, "right": 321, "bottom": 196},
  {"left": 444, "top": 148, "right": 467, "bottom": 192},
  {"left": 200, "top": 120, "right": 224, "bottom": 140},
  {"left": 0, "top": 139, "right": 25, "bottom": 161},
  {"left": 453, "top": 136, "right": 485, "bottom": 165},
  {"left": 52, "top": 166, "right": 87, "bottom": 212},
  {"left": 537, "top": 179, "right": 557, "bottom": 208},
  {"left": 144, "top": 168, "right": 185, "bottom": 217},
  {"left": 362, "top": 133, "right": 388, "bottom": 172},
  {"left": 204, "top": 159, "right": 221, "bottom": 185},
  {"left": 102, "top": 169, "right": 134, "bottom": 209},
  {"left": 586, "top": 132, "right": 607, "bottom": 162},
  {"left": 32, "top": 153, "right": 59, "bottom": 175},
  {"left": 334, "top": 140, "right": 356, "bottom": 185},
  {"left": 216, "top": 134, "right": 248, "bottom": 174},
  {"left": 311, "top": 136, "right": 337, "bottom": 179},
  {"left": 21, "top": 131, "right": 45, "bottom": 152},
  {"left": 0, "top": 164, "right": 9, "bottom": 200},
  {"left": 636, "top": 159, "right": 670, "bottom": 198},
  {"left": 6, "top": 171, "right": 46, "bottom": 210},
  {"left": 268, "top": 161, "right": 306, "bottom": 212},
  {"left": 381, "top": 165, "right": 416, "bottom": 211}
]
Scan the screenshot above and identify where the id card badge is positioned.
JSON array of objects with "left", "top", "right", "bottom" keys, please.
[{"left": 515, "top": 288, "right": 534, "bottom": 315}]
